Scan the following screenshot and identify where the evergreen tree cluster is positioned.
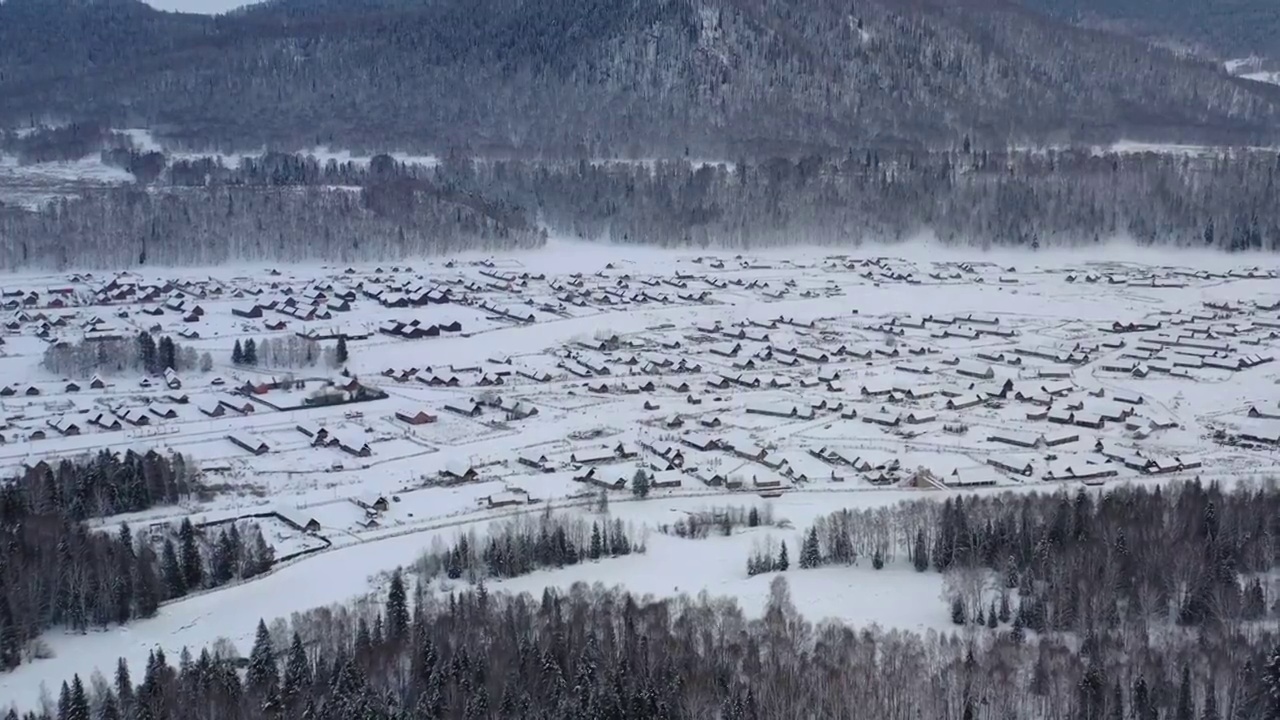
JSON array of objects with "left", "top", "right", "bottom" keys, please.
[
  {"left": 13, "top": 576, "right": 1280, "bottom": 720},
  {"left": 41, "top": 332, "right": 197, "bottom": 379},
  {"left": 156, "top": 519, "right": 276, "bottom": 602},
  {"left": 780, "top": 480, "right": 1280, "bottom": 635},
  {"left": 415, "top": 508, "right": 645, "bottom": 584},
  {"left": 0, "top": 451, "right": 196, "bottom": 670},
  {"left": 746, "top": 539, "right": 790, "bottom": 576},
  {"left": 233, "top": 336, "right": 327, "bottom": 369}
]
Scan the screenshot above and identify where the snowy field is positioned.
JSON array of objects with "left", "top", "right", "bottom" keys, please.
[{"left": 3, "top": 241, "right": 1280, "bottom": 707}]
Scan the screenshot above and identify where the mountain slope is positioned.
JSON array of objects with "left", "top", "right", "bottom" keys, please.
[
  {"left": 1015, "top": 0, "right": 1280, "bottom": 59},
  {"left": 3, "top": 0, "right": 1280, "bottom": 156}
]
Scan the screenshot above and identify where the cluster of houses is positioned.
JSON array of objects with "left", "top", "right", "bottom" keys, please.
[{"left": 378, "top": 318, "right": 464, "bottom": 339}]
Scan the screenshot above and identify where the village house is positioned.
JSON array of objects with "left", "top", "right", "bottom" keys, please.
[
  {"left": 396, "top": 408, "right": 438, "bottom": 425},
  {"left": 228, "top": 432, "right": 270, "bottom": 455},
  {"left": 862, "top": 407, "right": 901, "bottom": 427}
]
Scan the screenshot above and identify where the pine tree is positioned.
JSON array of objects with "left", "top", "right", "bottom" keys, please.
[
  {"left": 244, "top": 338, "right": 258, "bottom": 365},
  {"left": 134, "top": 545, "right": 161, "bottom": 618},
  {"left": 799, "top": 527, "right": 820, "bottom": 569},
  {"left": 335, "top": 336, "right": 348, "bottom": 365},
  {"left": 1264, "top": 643, "right": 1280, "bottom": 720},
  {"left": 232, "top": 340, "right": 244, "bottom": 365},
  {"left": 68, "top": 674, "right": 90, "bottom": 720},
  {"left": 631, "top": 468, "right": 650, "bottom": 498},
  {"left": 0, "top": 596, "right": 21, "bottom": 670},
  {"left": 211, "top": 529, "right": 236, "bottom": 585},
  {"left": 99, "top": 692, "right": 121, "bottom": 720},
  {"left": 913, "top": 529, "right": 929, "bottom": 572},
  {"left": 115, "top": 658, "right": 134, "bottom": 711},
  {"left": 158, "top": 336, "right": 176, "bottom": 373},
  {"left": 114, "top": 524, "right": 135, "bottom": 624},
  {"left": 281, "top": 632, "right": 311, "bottom": 705},
  {"left": 387, "top": 569, "right": 409, "bottom": 640},
  {"left": 1176, "top": 665, "right": 1194, "bottom": 720},
  {"left": 1201, "top": 684, "right": 1219, "bottom": 720},
  {"left": 161, "top": 538, "right": 186, "bottom": 599},
  {"left": 179, "top": 518, "right": 203, "bottom": 590},
  {"left": 777, "top": 541, "right": 789, "bottom": 572},
  {"left": 58, "top": 680, "right": 71, "bottom": 720},
  {"left": 246, "top": 619, "right": 279, "bottom": 697},
  {"left": 589, "top": 523, "right": 603, "bottom": 560}
]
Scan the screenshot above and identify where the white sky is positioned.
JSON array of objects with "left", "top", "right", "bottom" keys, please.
[{"left": 142, "top": 0, "right": 253, "bottom": 13}]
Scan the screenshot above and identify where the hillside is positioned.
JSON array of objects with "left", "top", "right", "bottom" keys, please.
[
  {"left": 1016, "top": 0, "right": 1280, "bottom": 59},
  {"left": 3, "top": 0, "right": 1280, "bottom": 156}
]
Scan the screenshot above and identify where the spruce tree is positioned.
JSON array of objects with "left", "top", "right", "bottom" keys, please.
[
  {"left": 244, "top": 338, "right": 258, "bottom": 365},
  {"left": 161, "top": 538, "right": 186, "bottom": 599},
  {"left": 1176, "top": 665, "right": 1194, "bottom": 720},
  {"left": 631, "top": 468, "right": 650, "bottom": 498},
  {"left": 913, "top": 529, "right": 929, "bottom": 572},
  {"left": 211, "top": 529, "right": 236, "bottom": 586},
  {"left": 799, "top": 527, "right": 820, "bottom": 569},
  {"left": 0, "top": 596, "right": 21, "bottom": 670},
  {"left": 777, "top": 541, "right": 789, "bottom": 572},
  {"left": 1202, "top": 684, "right": 1219, "bottom": 720},
  {"left": 282, "top": 632, "right": 311, "bottom": 702},
  {"left": 246, "top": 619, "right": 279, "bottom": 697},
  {"left": 872, "top": 547, "right": 884, "bottom": 570},
  {"left": 1264, "top": 643, "right": 1280, "bottom": 720},
  {"left": 387, "top": 569, "right": 409, "bottom": 641},
  {"left": 232, "top": 340, "right": 243, "bottom": 365},
  {"left": 589, "top": 523, "right": 603, "bottom": 560},
  {"left": 115, "top": 657, "right": 134, "bottom": 711},
  {"left": 748, "top": 507, "right": 760, "bottom": 527},
  {"left": 68, "top": 674, "right": 90, "bottom": 720},
  {"left": 951, "top": 597, "right": 966, "bottom": 625},
  {"left": 987, "top": 601, "right": 998, "bottom": 629},
  {"left": 179, "top": 518, "right": 203, "bottom": 591},
  {"left": 114, "top": 524, "right": 135, "bottom": 624},
  {"left": 335, "top": 336, "right": 348, "bottom": 365}
]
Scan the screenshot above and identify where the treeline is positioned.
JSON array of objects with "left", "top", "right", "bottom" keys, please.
[
  {"left": 40, "top": 332, "right": 208, "bottom": 379},
  {"left": 0, "top": 452, "right": 192, "bottom": 668},
  {"left": 0, "top": 451, "right": 283, "bottom": 671},
  {"left": 155, "top": 518, "right": 276, "bottom": 603},
  {"left": 15, "top": 450, "right": 199, "bottom": 522},
  {"left": 13, "top": 575, "right": 1280, "bottom": 720},
  {"left": 232, "top": 336, "right": 333, "bottom": 370},
  {"left": 657, "top": 505, "right": 778, "bottom": 539},
  {"left": 10, "top": 146, "right": 1280, "bottom": 269},
  {"left": 0, "top": 184, "right": 545, "bottom": 269},
  {"left": 452, "top": 150, "right": 1280, "bottom": 252},
  {"left": 779, "top": 480, "right": 1280, "bottom": 635},
  {"left": 409, "top": 508, "right": 646, "bottom": 585}
]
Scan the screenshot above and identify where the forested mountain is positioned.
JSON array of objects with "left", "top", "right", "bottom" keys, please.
[
  {"left": 3, "top": 0, "right": 1280, "bottom": 157},
  {"left": 1017, "top": 0, "right": 1280, "bottom": 59}
]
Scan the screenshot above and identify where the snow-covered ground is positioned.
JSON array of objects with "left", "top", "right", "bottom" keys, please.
[{"left": 3, "top": 240, "right": 1280, "bottom": 709}]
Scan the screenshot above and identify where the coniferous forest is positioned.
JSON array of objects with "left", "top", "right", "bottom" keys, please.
[
  {"left": 5, "top": 148, "right": 1280, "bottom": 269},
  {"left": 0, "top": 453, "right": 276, "bottom": 672},
  {"left": 8, "top": 480, "right": 1280, "bottom": 719}
]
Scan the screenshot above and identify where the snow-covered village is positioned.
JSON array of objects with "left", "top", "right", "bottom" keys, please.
[{"left": 1, "top": 243, "right": 1278, "bottom": 714}]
